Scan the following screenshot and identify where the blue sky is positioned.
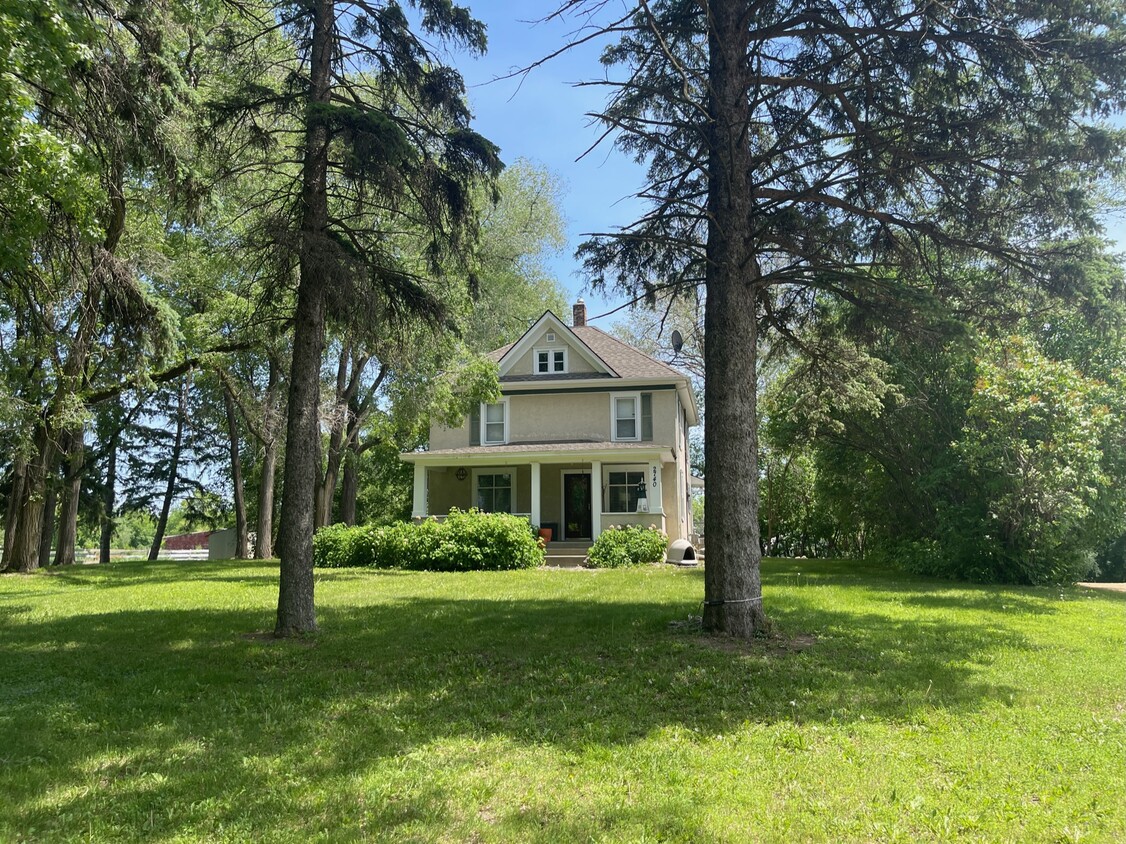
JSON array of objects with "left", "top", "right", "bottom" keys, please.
[
  {"left": 447, "top": 3, "right": 1126, "bottom": 326},
  {"left": 452, "top": 3, "right": 645, "bottom": 323}
]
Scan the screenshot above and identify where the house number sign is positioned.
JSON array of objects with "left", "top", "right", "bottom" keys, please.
[{"left": 651, "top": 466, "right": 658, "bottom": 488}]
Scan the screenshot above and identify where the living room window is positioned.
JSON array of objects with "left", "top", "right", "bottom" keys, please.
[
  {"left": 612, "top": 393, "right": 641, "bottom": 441},
  {"left": 475, "top": 471, "right": 513, "bottom": 513},
  {"left": 606, "top": 470, "right": 647, "bottom": 513},
  {"left": 534, "top": 347, "right": 567, "bottom": 374}
]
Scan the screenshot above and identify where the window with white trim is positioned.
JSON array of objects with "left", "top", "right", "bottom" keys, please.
[
  {"left": 606, "top": 470, "right": 647, "bottom": 513},
  {"left": 481, "top": 400, "right": 507, "bottom": 444},
  {"left": 534, "top": 347, "right": 567, "bottom": 374},
  {"left": 475, "top": 472, "right": 513, "bottom": 513},
  {"left": 612, "top": 393, "right": 641, "bottom": 441}
]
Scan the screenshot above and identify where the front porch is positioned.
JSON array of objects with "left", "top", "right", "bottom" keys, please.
[{"left": 402, "top": 442, "right": 678, "bottom": 543}]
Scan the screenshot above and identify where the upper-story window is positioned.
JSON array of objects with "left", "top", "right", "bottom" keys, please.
[
  {"left": 534, "top": 347, "right": 567, "bottom": 374},
  {"left": 612, "top": 393, "right": 640, "bottom": 441},
  {"left": 482, "top": 400, "right": 508, "bottom": 444},
  {"left": 611, "top": 392, "right": 653, "bottom": 442}
]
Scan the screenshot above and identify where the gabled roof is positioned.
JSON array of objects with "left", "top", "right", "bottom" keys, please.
[
  {"left": 490, "top": 311, "right": 686, "bottom": 383},
  {"left": 486, "top": 309, "right": 699, "bottom": 426},
  {"left": 495, "top": 311, "right": 617, "bottom": 378}
]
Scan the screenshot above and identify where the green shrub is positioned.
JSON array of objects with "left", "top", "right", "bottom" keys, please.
[
  {"left": 313, "top": 523, "right": 372, "bottom": 568},
  {"left": 587, "top": 525, "right": 668, "bottom": 568},
  {"left": 313, "top": 509, "right": 544, "bottom": 571},
  {"left": 429, "top": 508, "right": 543, "bottom": 571}
]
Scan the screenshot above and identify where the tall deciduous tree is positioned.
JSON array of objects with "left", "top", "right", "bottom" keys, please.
[
  {"left": 0, "top": 0, "right": 207, "bottom": 573},
  {"left": 551, "top": 0, "right": 1126, "bottom": 637}
]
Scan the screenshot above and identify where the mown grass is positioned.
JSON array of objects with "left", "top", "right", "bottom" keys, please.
[{"left": 1, "top": 559, "right": 1123, "bottom": 842}]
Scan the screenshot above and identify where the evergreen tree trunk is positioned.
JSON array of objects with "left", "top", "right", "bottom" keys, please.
[
  {"left": 99, "top": 433, "right": 118, "bottom": 565},
  {"left": 38, "top": 483, "right": 58, "bottom": 568},
  {"left": 54, "top": 429, "right": 84, "bottom": 566},
  {"left": 3, "top": 455, "right": 27, "bottom": 569},
  {"left": 149, "top": 378, "right": 187, "bottom": 561},
  {"left": 701, "top": 0, "right": 767, "bottom": 638},
  {"left": 276, "top": 0, "right": 333, "bottom": 636},
  {"left": 223, "top": 385, "right": 250, "bottom": 558},
  {"left": 339, "top": 441, "right": 358, "bottom": 526}
]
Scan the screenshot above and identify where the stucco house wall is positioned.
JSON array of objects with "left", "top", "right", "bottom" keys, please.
[{"left": 403, "top": 306, "right": 699, "bottom": 548}]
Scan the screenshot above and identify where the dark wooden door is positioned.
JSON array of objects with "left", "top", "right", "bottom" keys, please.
[{"left": 563, "top": 473, "right": 592, "bottom": 539}]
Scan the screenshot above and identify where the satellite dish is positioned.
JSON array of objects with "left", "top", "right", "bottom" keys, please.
[{"left": 671, "top": 329, "right": 684, "bottom": 354}]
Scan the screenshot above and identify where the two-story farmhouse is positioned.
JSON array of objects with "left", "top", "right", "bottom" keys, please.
[{"left": 402, "top": 302, "right": 699, "bottom": 546}]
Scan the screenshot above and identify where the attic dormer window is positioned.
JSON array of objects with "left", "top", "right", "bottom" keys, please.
[{"left": 534, "top": 347, "right": 567, "bottom": 374}]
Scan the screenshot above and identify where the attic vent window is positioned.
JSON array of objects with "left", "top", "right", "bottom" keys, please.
[
  {"left": 534, "top": 347, "right": 567, "bottom": 374},
  {"left": 545, "top": 332, "right": 556, "bottom": 342}
]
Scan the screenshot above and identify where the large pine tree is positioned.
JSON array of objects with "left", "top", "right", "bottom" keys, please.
[
  {"left": 552, "top": 0, "right": 1126, "bottom": 636},
  {"left": 214, "top": 1, "right": 502, "bottom": 635}
]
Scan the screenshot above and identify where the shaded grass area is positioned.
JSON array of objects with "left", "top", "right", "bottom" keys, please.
[{"left": 1, "top": 559, "right": 1123, "bottom": 842}]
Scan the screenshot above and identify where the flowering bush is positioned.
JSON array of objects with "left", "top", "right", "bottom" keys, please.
[
  {"left": 587, "top": 525, "right": 668, "bottom": 568},
  {"left": 313, "top": 509, "right": 543, "bottom": 571}
]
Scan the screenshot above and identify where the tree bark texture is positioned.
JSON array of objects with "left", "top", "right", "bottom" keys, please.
[
  {"left": 276, "top": 0, "right": 334, "bottom": 636},
  {"left": 339, "top": 440, "right": 359, "bottom": 526},
  {"left": 701, "top": 0, "right": 768, "bottom": 638},
  {"left": 257, "top": 435, "right": 278, "bottom": 559},
  {"left": 7, "top": 425, "right": 54, "bottom": 573},
  {"left": 148, "top": 377, "right": 187, "bottom": 562},
  {"left": 54, "top": 428, "right": 85, "bottom": 566},
  {"left": 3, "top": 456, "right": 27, "bottom": 569},
  {"left": 314, "top": 348, "right": 349, "bottom": 529},
  {"left": 99, "top": 432, "right": 118, "bottom": 565},
  {"left": 38, "top": 483, "right": 58, "bottom": 568},
  {"left": 316, "top": 348, "right": 375, "bottom": 529},
  {"left": 223, "top": 385, "right": 250, "bottom": 558},
  {"left": 254, "top": 359, "right": 281, "bottom": 558}
]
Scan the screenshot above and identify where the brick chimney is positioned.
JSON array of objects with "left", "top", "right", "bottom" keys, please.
[{"left": 572, "top": 298, "right": 586, "bottom": 327}]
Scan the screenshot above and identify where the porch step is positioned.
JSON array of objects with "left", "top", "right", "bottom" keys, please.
[{"left": 543, "top": 541, "right": 590, "bottom": 568}]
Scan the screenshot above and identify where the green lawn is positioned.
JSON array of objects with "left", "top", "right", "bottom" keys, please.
[{"left": 1, "top": 559, "right": 1123, "bottom": 843}]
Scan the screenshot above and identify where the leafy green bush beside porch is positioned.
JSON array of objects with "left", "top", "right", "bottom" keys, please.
[
  {"left": 313, "top": 508, "right": 544, "bottom": 571},
  {"left": 587, "top": 525, "right": 668, "bottom": 568}
]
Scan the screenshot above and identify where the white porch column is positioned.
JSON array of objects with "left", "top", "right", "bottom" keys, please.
[
  {"left": 411, "top": 464, "right": 427, "bottom": 518},
  {"left": 591, "top": 460, "right": 602, "bottom": 539},
  {"left": 648, "top": 461, "right": 664, "bottom": 514},
  {"left": 530, "top": 462, "right": 542, "bottom": 526}
]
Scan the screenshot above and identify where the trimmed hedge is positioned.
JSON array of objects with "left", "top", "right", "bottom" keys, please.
[
  {"left": 587, "top": 525, "right": 668, "bottom": 568},
  {"left": 313, "top": 508, "right": 544, "bottom": 571}
]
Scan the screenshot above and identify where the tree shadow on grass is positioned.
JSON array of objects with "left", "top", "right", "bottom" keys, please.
[{"left": 0, "top": 563, "right": 1044, "bottom": 841}]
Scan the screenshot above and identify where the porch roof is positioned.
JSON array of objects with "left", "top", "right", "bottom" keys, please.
[{"left": 401, "top": 440, "right": 673, "bottom": 465}]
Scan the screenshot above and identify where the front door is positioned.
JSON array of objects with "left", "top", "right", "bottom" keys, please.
[{"left": 563, "top": 473, "right": 592, "bottom": 539}]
